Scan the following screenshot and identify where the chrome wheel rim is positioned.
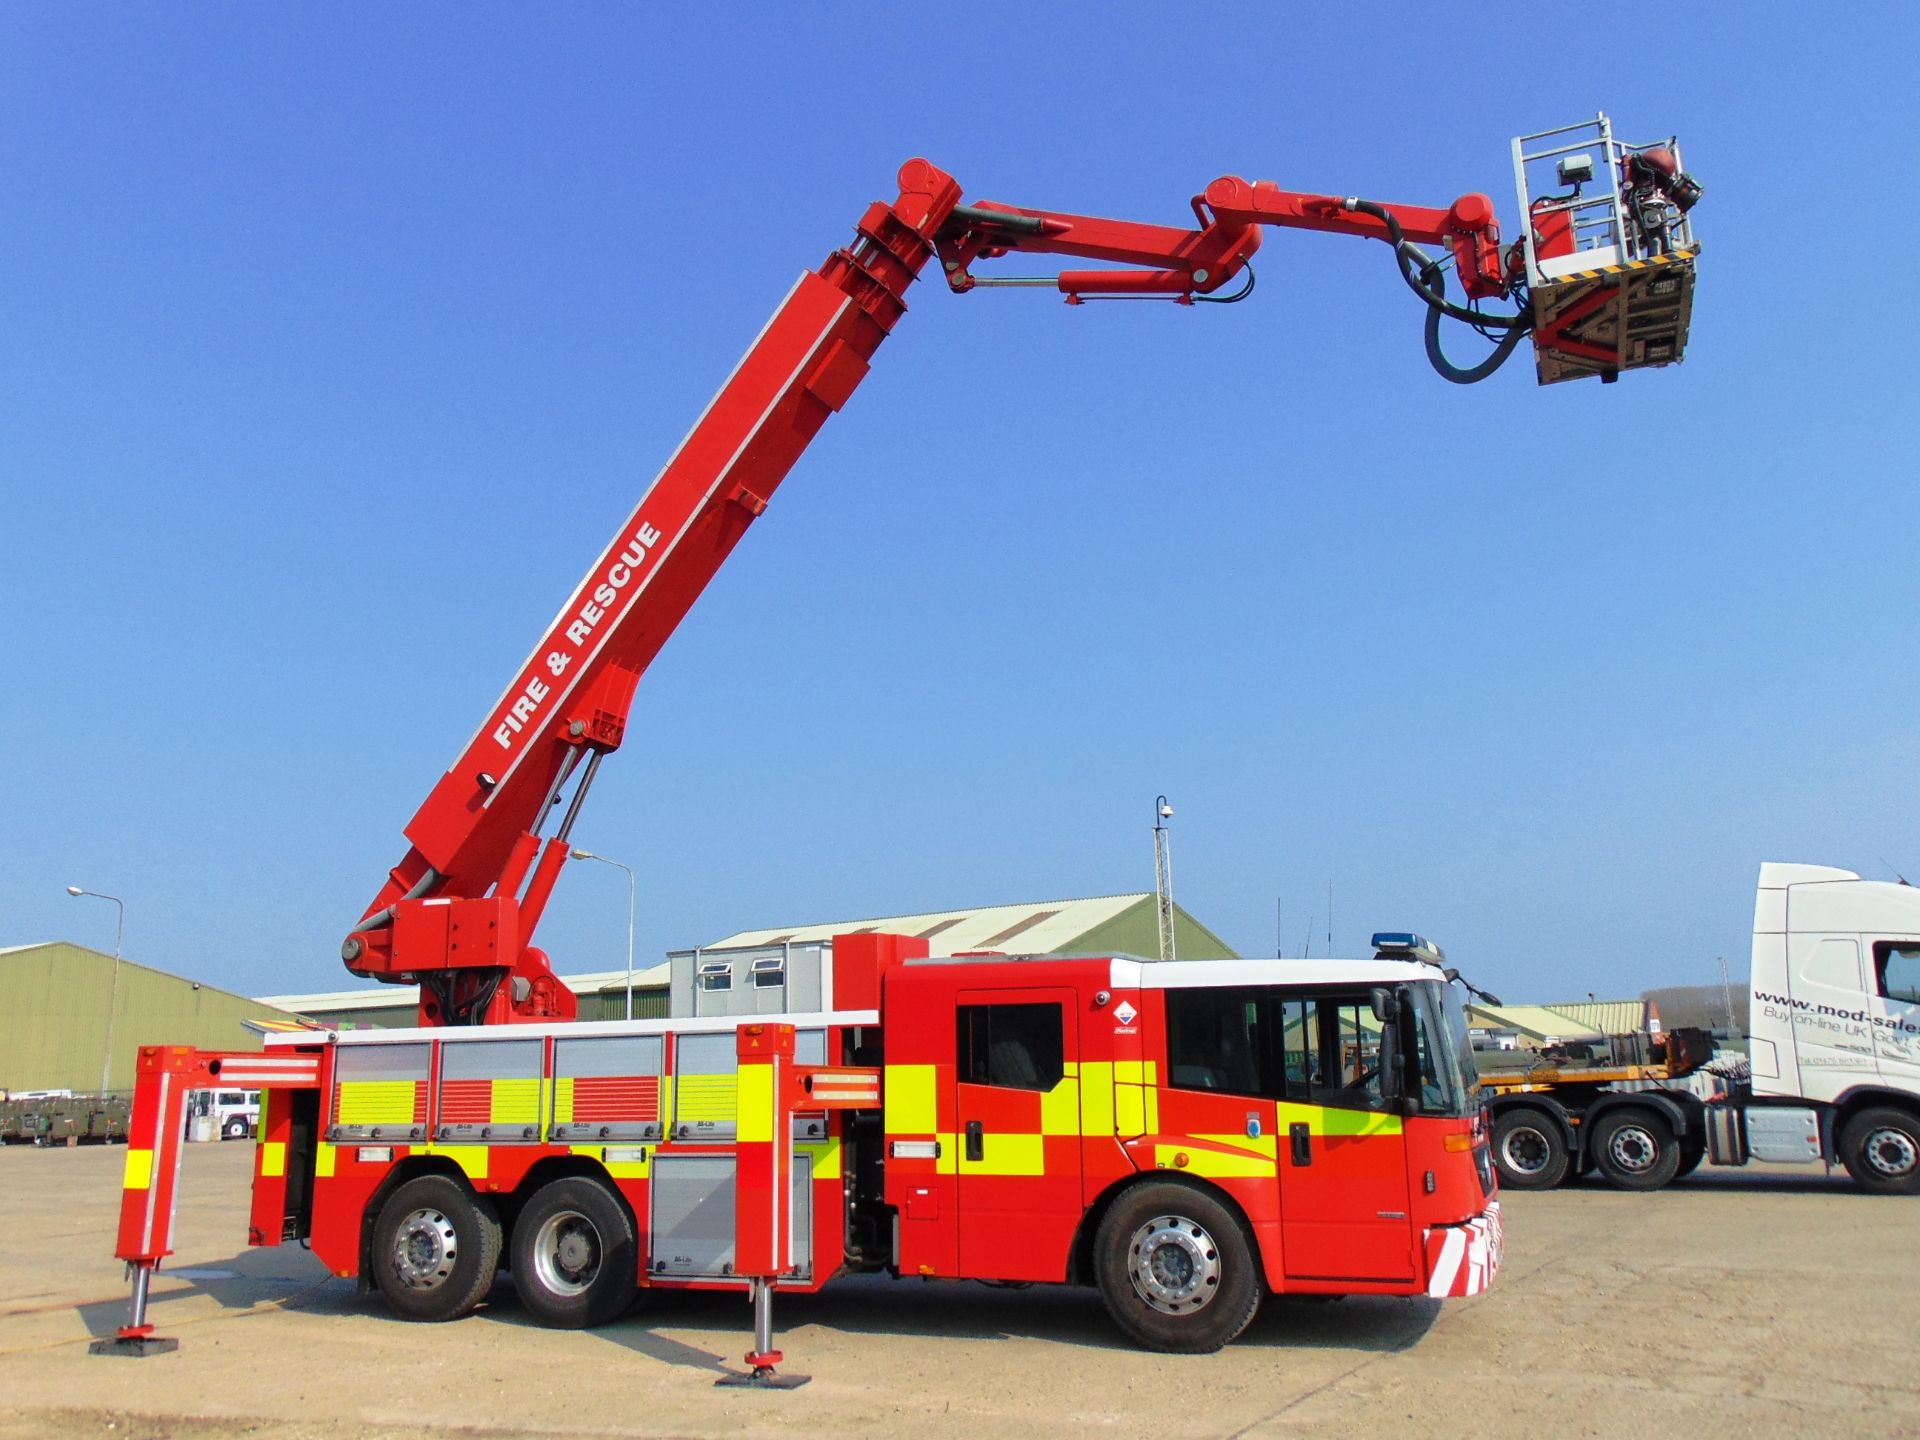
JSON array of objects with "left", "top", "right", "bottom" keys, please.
[
  {"left": 1500, "top": 1126, "right": 1551, "bottom": 1176},
  {"left": 1864, "top": 1127, "right": 1919, "bottom": 1179},
  {"left": 394, "top": 1207, "right": 458, "bottom": 1290},
  {"left": 1607, "top": 1124, "right": 1660, "bottom": 1173},
  {"left": 532, "top": 1209, "right": 602, "bottom": 1297},
  {"left": 1127, "top": 1215, "right": 1221, "bottom": 1315}
]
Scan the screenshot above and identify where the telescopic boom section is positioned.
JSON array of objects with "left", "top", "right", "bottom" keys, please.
[{"left": 342, "top": 159, "right": 964, "bottom": 1026}]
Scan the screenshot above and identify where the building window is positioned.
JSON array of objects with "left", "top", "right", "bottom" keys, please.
[
  {"left": 697, "top": 960, "right": 732, "bottom": 993},
  {"left": 751, "top": 957, "right": 786, "bottom": 989},
  {"left": 956, "top": 1003, "right": 1064, "bottom": 1091}
]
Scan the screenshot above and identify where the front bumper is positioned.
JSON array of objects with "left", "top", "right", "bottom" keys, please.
[{"left": 1423, "top": 1201, "right": 1502, "bottom": 1298}]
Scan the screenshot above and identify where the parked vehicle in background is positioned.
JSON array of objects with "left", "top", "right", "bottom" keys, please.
[
  {"left": 183, "top": 1088, "right": 260, "bottom": 1140},
  {"left": 0, "top": 1094, "right": 130, "bottom": 1145},
  {"left": 1485, "top": 863, "right": 1920, "bottom": 1194}
]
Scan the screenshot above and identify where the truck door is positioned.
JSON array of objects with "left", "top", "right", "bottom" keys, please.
[
  {"left": 1277, "top": 993, "right": 1415, "bottom": 1283},
  {"left": 1871, "top": 941, "right": 1920, "bottom": 1090},
  {"left": 952, "top": 989, "right": 1083, "bottom": 1283}
]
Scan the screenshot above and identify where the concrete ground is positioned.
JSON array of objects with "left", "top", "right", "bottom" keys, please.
[{"left": 1, "top": 1143, "right": 1914, "bottom": 1439}]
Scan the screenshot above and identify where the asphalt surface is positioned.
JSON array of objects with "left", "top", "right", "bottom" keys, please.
[{"left": 1, "top": 1143, "right": 1914, "bottom": 1438}]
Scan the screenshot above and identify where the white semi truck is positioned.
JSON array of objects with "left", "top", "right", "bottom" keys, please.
[{"left": 1486, "top": 863, "right": 1920, "bottom": 1194}]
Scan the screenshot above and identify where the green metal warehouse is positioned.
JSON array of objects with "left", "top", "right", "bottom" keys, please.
[{"left": 0, "top": 942, "right": 296, "bottom": 1097}]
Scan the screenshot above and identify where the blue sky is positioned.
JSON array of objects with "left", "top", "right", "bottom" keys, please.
[{"left": 3, "top": 6, "right": 1913, "bottom": 1007}]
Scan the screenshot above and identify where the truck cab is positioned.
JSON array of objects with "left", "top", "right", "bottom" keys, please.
[{"left": 1747, "top": 863, "right": 1920, "bottom": 1190}]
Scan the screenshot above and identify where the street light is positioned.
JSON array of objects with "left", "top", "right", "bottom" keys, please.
[
  {"left": 66, "top": 886, "right": 125, "bottom": 1095},
  {"left": 569, "top": 849, "right": 636, "bottom": 1020}
]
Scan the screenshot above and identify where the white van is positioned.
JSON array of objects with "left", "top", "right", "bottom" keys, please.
[{"left": 185, "top": 1089, "right": 261, "bottom": 1140}]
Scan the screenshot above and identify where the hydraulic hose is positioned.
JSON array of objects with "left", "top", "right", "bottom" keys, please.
[
  {"left": 1342, "top": 197, "right": 1534, "bottom": 383},
  {"left": 1344, "top": 197, "right": 1533, "bottom": 331}
]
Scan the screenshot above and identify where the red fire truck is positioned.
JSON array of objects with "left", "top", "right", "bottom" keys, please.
[
  {"left": 100, "top": 118, "right": 1699, "bottom": 1371},
  {"left": 122, "top": 933, "right": 1498, "bottom": 1359}
]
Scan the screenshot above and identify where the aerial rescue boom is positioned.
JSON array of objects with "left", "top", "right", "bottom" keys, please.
[{"left": 342, "top": 121, "right": 1703, "bottom": 1026}]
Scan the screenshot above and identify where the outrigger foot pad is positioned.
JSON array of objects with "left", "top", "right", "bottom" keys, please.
[{"left": 89, "top": 1334, "right": 178, "bottom": 1358}]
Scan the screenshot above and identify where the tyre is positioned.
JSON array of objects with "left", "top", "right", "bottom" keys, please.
[
  {"left": 1591, "top": 1108, "right": 1681, "bottom": 1191},
  {"left": 1674, "top": 1138, "right": 1707, "bottom": 1180},
  {"left": 1094, "top": 1182, "right": 1261, "bottom": 1353},
  {"left": 1839, "top": 1107, "right": 1920, "bottom": 1196},
  {"left": 509, "top": 1177, "right": 639, "bottom": 1328},
  {"left": 370, "top": 1174, "right": 502, "bottom": 1322},
  {"left": 223, "top": 1118, "right": 248, "bottom": 1141},
  {"left": 1492, "top": 1109, "right": 1570, "bottom": 1190}
]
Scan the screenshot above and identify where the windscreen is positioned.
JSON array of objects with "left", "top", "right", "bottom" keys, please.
[{"left": 1409, "top": 980, "right": 1481, "bottom": 1118}]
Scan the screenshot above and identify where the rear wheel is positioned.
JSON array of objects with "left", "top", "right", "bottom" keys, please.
[
  {"left": 1493, "top": 1109, "right": 1570, "bottom": 1190},
  {"left": 1591, "top": 1109, "right": 1680, "bottom": 1191},
  {"left": 371, "top": 1175, "right": 502, "bottom": 1322},
  {"left": 1839, "top": 1108, "right": 1920, "bottom": 1195},
  {"left": 510, "top": 1177, "right": 639, "bottom": 1328},
  {"left": 1094, "top": 1182, "right": 1260, "bottom": 1353}
]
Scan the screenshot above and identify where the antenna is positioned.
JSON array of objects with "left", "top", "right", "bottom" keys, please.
[
  {"left": 1276, "top": 897, "right": 1283, "bottom": 958},
  {"left": 1718, "top": 954, "right": 1736, "bottom": 1034},
  {"left": 1301, "top": 915, "right": 1314, "bottom": 960},
  {"left": 1327, "top": 879, "right": 1333, "bottom": 958},
  {"left": 1152, "top": 795, "right": 1176, "bottom": 962}
]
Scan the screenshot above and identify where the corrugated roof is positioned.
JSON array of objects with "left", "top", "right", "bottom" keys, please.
[
  {"left": 703, "top": 893, "right": 1151, "bottom": 957},
  {"left": 1467, "top": 1003, "right": 1605, "bottom": 1041},
  {"left": 1539, "top": 999, "right": 1649, "bottom": 1036}
]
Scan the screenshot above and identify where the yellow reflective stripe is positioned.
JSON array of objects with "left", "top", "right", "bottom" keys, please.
[
  {"left": 552, "top": 1075, "right": 574, "bottom": 1125},
  {"left": 1155, "top": 1143, "right": 1274, "bottom": 1178},
  {"left": 883, "top": 1063, "right": 937, "bottom": 1134},
  {"left": 421, "top": 1143, "right": 488, "bottom": 1180},
  {"left": 314, "top": 1142, "right": 336, "bottom": 1178},
  {"left": 123, "top": 1147, "right": 153, "bottom": 1191},
  {"left": 336, "top": 1080, "right": 419, "bottom": 1125},
  {"left": 798, "top": 1137, "right": 843, "bottom": 1180},
  {"left": 1079, "top": 1062, "right": 1116, "bottom": 1135},
  {"left": 959, "top": 1132, "right": 1044, "bottom": 1176},
  {"left": 260, "top": 1141, "right": 287, "bottom": 1178},
  {"left": 1275, "top": 1102, "right": 1403, "bottom": 1138},
  {"left": 736, "top": 1064, "right": 774, "bottom": 1144},
  {"left": 1113, "top": 1060, "right": 1158, "bottom": 1085},
  {"left": 674, "top": 1074, "right": 737, "bottom": 1123},
  {"left": 1039, "top": 1078, "right": 1080, "bottom": 1136},
  {"left": 489, "top": 1078, "right": 542, "bottom": 1125}
]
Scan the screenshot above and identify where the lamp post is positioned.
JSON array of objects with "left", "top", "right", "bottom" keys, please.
[
  {"left": 1152, "top": 796, "right": 1176, "bottom": 963},
  {"left": 66, "top": 886, "right": 125, "bottom": 1095},
  {"left": 569, "top": 849, "right": 636, "bottom": 1020}
]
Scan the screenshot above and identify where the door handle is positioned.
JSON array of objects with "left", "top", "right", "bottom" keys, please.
[
  {"left": 1290, "top": 1122, "right": 1312, "bottom": 1167},
  {"left": 965, "top": 1120, "right": 984, "bottom": 1162}
]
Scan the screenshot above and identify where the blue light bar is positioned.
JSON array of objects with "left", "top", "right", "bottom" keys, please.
[{"left": 1371, "top": 932, "right": 1447, "bottom": 965}]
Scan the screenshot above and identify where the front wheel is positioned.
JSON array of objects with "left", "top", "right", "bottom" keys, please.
[
  {"left": 1493, "top": 1109, "right": 1570, "bottom": 1189},
  {"left": 222, "top": 1118, "right": 249, "bottom": 1141},
  {"left": 1094, "top": 1182, "right": 1261, "bottom": 1353},
  {"left": 1839, "top": 1107, "right": 1920, "bottom": 1195},
  {"left": 1591, "top": 1109, "right": 1681, "bottom": 1191},
  {"left": 510, "top": 1177, "right": 639, "bottom": 1328},
  {"left": 371, "top": 1175, "right": 502, "bottom": 1322}
]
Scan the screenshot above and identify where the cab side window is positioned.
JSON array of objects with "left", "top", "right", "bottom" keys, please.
[
  {"left": 1282, "top": 995, "right": 1391, "bottom": 1113},
  {"left": 1165, "top": 987, "right": 1273, "bottom": 1096},
  {"left": 1876, "top": 943, "right": 1920, "bottom": 1006},
  {"left": 956, "top": 1003, "right": 1064, "bottom": 1091}
]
